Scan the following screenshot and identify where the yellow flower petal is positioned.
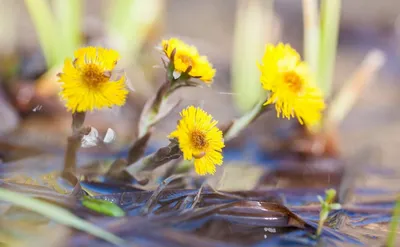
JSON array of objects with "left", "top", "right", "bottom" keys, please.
[
  {"left": 259, "top": 43, "right": 325, "bottom": 127},
  {"left": 162, "top": 38, "right": 216, "bottom": 83},
  {"left": 58, "top": 47, "right": 128, "bottom": 113},
  {"left": 169, "top": 106, "right": 225, "bottom": 175}
]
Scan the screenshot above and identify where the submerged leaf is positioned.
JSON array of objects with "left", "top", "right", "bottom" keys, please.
[
  {"left": 81, "top": 196, "right": 126, "bottom": 217},
  {"left": 0, "top": 188, "right": 125, "bottom": 246}
]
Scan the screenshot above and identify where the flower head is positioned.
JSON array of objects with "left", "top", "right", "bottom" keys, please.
[
  {"left": 162, "top": 38, "right": 216, "bottom": 83},
  {"left": 259, "top": 43, "right": 325, "bottom": 126},
  {"left": 58, "top": 46, "right": 129, "bottom": 113},
  {"left": 169, "top": 106, "right": 224, "bottom": 175}
]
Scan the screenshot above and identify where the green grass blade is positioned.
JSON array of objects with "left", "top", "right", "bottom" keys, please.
[
  {"left": 387, "top": 195, "right": 400, "bottom": 247},
  {"left": 302, "top": 0, "right": 319, "bottom": 76},
  {"left": 231, "top": 0, "right": 272, "bottom": 113},
  {"left": 317, "top": 0, "right": 341, "bottom": 97},
  {"left": 24, "top": 0, "right": 59, "bottom": 68},
  {"left": 106, "top": 0, "right": 163, "bottom": 64},
  {"left": 54, "top": 0, "right": 82, "bottom": 61},
  {"left": 0, "top": 188, "right": 125, "bottom": 246},
  {"left": 106, "top": 0, "right": 132, "bottom": 34}
]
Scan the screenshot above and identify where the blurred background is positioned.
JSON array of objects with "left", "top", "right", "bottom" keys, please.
[
  {"left": 1, "top": 1, "right": 400, "bottom": 246},
  {"left": 0, "top": 0, "right": 400, "bottom": 167}
]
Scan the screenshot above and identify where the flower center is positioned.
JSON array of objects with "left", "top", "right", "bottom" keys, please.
[
  {"left": 177, "top": 54, "right": 194, "bottom": 67},
  {"left": 283, "top": 71, "right": 303, "bottom": 94},
  {"left": 82, "top": 64, "right": 109, "bottom": 88},
  {"left": 191, "top": 130, "right": 208, "bottom": 150}
]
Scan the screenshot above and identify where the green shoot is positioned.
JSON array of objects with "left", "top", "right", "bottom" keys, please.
[
  {"left": 316, "top": 188, "right": 341, "bottom": 237},
  {"left": 386, "top": 195, "right": 400, "bottom": 247},
  {"left": 0, "top": 188, "right": 125, "bottom": 246}
]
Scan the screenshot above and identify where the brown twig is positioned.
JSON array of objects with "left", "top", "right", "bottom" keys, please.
[{"left": 127, "top": 130, "right": 153, "bottom": 164}]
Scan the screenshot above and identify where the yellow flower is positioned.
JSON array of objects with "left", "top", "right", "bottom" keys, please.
[
  {"left": 58, "top": 46, "right": 128, "bottom": 113},
  {"left": 259, "top": 43, "right": 325, "bottom": 126},
  {"left": 169, "top": 106, "right": 224, "bottom": 175},
  {"left": 162, "top": 38, "right": 216, "bottom": 83}
]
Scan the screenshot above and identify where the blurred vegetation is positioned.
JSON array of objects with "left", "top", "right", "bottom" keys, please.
[
  {"left": 0, "top": 188, "right": 125, "bottom": 246},
  {"left": 0, "top": 1, "right": 398, "bottom": 246}
]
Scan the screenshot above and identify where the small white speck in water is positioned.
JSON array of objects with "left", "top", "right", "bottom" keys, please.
[
  {"left": 32, "top": 105, "right": 43, "bottom": 112},
  {"left": 264, "top": 227, "right": 276, "bottom": 233}
]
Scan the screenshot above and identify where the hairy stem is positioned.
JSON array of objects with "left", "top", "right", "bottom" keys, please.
[{"left": 63, "top": 112, "right": 86, "bottom": 174}]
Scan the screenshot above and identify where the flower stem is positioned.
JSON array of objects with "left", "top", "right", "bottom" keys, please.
[
  {"left": 223, "top": 99, "right": 271, "bottom": 141},
  {"left": 71, "top": 112, "right": 86, "bottom": 133},
  {"left": 127, "top": 140, "right": 182, "bottom": 174},
  {"left": 317, "top": 0, "right": 341, "bottom": 97},
  {"left": 125, "top": 79, "right": 171, "bottom": 164},
  {"left": 63, "top": 112, "right": 86, "bottom": 174},
  {"left": 127, "top": 76, "right": 182, "bottom": 164},
  {"left": 137, "top": 79, "right": 171, "bottom": 138}
]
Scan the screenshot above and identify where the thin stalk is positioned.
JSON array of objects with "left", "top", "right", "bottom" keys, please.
[
  {"left": 231, "top": 0, "right": 273, "bottom": 113},
  {"left": 317, "top": 0, "right": 341, "bottom": 97},
  {"left": 387, "top": 195, "right": 400, "bottom": 247},
  {"left": 325, "top": 49, "right": 385, "bottom": 129},
  {"left": 54, "top": 0, "right": 82, "bottom": 61},
  {"left": 224, "top": 99, "right": 269, "bottom": 141},
  {"left": 24, "top": 0, "right": 59, "bottom": 68},
  {"left": 302, "top": 0, "right": 319, "bottom": 75}
]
